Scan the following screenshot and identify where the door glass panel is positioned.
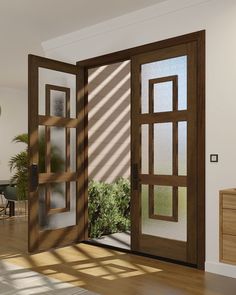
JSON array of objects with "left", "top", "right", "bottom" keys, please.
[
  {"left": 38, "top": 125, "right": 46, "bottom": 173},
  {"left": 141, "top": 125, "right": 149, "bottom": 174},
  {"left": 142, "top": 185, "right": 187, "bottom": 241},
  {"left": 50, "top": 127, "right": 65, "bottom": 172},
  {"left": 70, "top": 128, "right": 76, "bottom": 172},
  {"left": 39, "top": 181, "right": 76, "bottom": 230},
  {"left": 153, "top": 81, "right": 173, "bottom": 113},
  {"left": 178, "top": 121, "right": 187, "bottom": 176},
  {"left": 141, "top": 184, "right": 149, "bottom": 219},
  {"left": 154, "top": 123, "right": 172, "bottom": 175},
  {"left": 50, "top": 90, "right": 66, "bottom": 117},
  {"left": 38, "top": 68, "right": 76, "bottom": 118},
  {"left": 141, "top": 56, "right": 187, "bottom": 113},
  {"left": 50, "top": 182, "right": 66, "bottom": 209},
  {"left": 38, "top": 126, "right": 76, "bottom": 174},
  {"left": 154, "top": 186, "right": 172, "bottom": 216}
]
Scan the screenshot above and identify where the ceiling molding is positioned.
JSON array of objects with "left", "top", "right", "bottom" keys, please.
[{"left": 42, "top": 0, "right": 210, "bottom": 52}]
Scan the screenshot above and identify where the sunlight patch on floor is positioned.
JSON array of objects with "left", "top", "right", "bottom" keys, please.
[
  {"left": 0, "top": 260, "right": 98, "bottom": 294},
  {"left": 4, "top": 244, "right": 163, "bottom": 285},
  {"left": 76, "top": 258, "right": 162, "bottom": 281}
]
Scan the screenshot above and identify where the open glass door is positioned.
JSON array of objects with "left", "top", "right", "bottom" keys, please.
[
  {"left": 131, "top": 42, "right": 198, "bottom": 264},
  {"left": 28, "top": 55, "right": 87, "bottom": 252}
]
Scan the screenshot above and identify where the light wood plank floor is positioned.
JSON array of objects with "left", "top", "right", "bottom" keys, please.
[{"left": 0, "top": 217, "right": 236, "bottom": 295}]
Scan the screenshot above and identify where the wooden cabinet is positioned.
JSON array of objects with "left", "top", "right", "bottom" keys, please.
[{"left": 220, "top": 189, "right": 236, "bottom": 264}]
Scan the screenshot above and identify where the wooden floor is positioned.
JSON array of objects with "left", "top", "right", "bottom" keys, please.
[{"left": 0, "top": 217, "right": 236, "bottom": 295}]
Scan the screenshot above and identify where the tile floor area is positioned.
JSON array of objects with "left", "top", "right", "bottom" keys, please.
[{"left": 0, "top": 260, "right": 98, "bottom": 295}]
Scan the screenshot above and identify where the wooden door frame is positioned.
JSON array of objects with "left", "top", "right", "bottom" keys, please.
[
  {"left": 28, "top": 55, "right": 87, "bottom": 252},
  {"left": 131, "top": 42, "right": 199, "bottom": 265},
  {"left": 77, "top": 30, "right": 205, "bottom": 269}
]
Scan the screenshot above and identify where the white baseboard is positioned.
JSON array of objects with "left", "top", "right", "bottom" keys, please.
[{"left": 205, "top": 261, "right": 236, "bottom": 278}]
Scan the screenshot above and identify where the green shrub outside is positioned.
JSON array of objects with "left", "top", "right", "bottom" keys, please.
[{"left": 88, "top": 178, "right": 131, "bottom": 238}]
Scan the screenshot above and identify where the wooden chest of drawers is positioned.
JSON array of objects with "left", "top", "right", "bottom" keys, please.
[{"left": 220, "top": 189, "right": 236, "bottom": 264}]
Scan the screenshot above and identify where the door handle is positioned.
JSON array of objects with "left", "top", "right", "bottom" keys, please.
[
  {"left": 132, "top": 163, "right": 139, "bottom": 190},
  {"left": 30, "top": 164, "right": 39, "bottom": 192}
]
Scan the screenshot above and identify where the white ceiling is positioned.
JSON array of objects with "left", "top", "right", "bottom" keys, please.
[{"left": 0, "top": 0, "right": 166, "bottom": 89}]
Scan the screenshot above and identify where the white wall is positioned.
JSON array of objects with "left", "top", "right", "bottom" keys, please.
[
  {"left": 0, "top": 87, "right": 27, "bottom": 180},
  {"left": 42, "top": 0, "right": 236, "bottom": 278}
]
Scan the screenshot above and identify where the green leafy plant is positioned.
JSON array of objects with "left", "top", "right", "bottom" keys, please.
[
  {"left": 9, "top": 134, "right": 28, "bottom": 200},
  {"left": 88, "top": 178, "right": 130, "bottom": 238},
  {"left": 9, "top": 133, "right": 64, "bottom": 200}
]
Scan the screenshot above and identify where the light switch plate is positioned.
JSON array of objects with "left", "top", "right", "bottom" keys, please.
[{"left": 210, "top": 154, "right": 218, "bottom": 163}]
